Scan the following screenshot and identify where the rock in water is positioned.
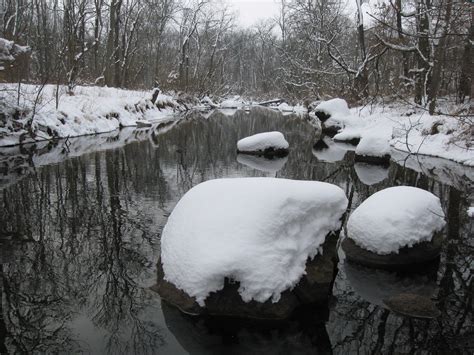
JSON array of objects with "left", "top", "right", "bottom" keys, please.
[
  {"left": 156, "top": 178, "right": 348, "bottom": 319},
  {"left": 237, "top": 131, "right": 289, "bottom": 157},
  {"left": 343, "top": 186, "right": 446, "bottom": 269}
]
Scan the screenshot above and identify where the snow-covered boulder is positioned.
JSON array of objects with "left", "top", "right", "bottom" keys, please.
[
  {"left": 313, "top": 98, "right": 350, "bottom": 122},
  {"left": 237, "top": 154, "right": 287, "bottom": 173},
  {"left": 200, "top": 96, "right": 218, "bottom": 108},
  {"left": 277, "top": 102, "right": 294, "bottom": 112},
  {"left": 220, "top": 96, "right": 245, "bottom": 109},
  {"left": 342, "top": 186, "right": 446, "bottom": 269},
  {"left": 156, "top": 178, "right": 348, "bottom": 319},
  {"left": 237, "top": 131, "right": 289, "bottom": 157},
  {"left": 355, "top": 134, "right": 391, "bottom": 164}
]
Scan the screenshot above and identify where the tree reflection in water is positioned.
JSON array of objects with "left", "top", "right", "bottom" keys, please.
[{"left": 0, "top": 108, "right": 471, "bottom": 353}]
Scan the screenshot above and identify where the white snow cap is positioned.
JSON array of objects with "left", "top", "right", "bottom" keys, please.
[
  {"left": 468, "top": 207, "right": 474, "bottom": 218},
  {"left": 237, "top": 131, "right": 289, "bottom": 152},
  {"left": 356, "top": 134, "right": 391, "bottom": 157},
  {"left": 314, "top": 98, "right": 350, "bottom": 118},
  {"left": 161, "top": 178, "right": 348, "bottom": 306},
  {"left": 347, "top": 186, "right": 446, "bottom": 255}
]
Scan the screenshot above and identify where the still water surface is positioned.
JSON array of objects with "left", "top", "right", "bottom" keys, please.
[{"left": 0, "top": 108, "right": 472, "bottom": 354}]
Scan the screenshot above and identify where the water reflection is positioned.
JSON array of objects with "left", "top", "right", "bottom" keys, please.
[{"left": 0, "top": 108, "right": 472, "bottom": 353}]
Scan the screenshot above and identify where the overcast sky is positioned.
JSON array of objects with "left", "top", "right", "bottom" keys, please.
[
  {"left": 225, "top": 0, "right": 357, "bottom": 28},
  {"left": 225, "top": 0, "right": 280, "bottom": 28}
]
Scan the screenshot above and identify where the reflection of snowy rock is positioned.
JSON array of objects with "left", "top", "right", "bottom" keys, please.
[
  {"left": 344, "top": 261, "right": 439, "bottom": 318},
  {"left": 468, "top": 207, "right": 474, "bottom": 218},
  {"left": 343, "top": 186, "right": 446, "bottom": 268},
  {"left": 312, "top": 137, "right": 354, "bottom": 163},
  {"left": 237, "top": 131, "right": 289, "bottom": 157},
  {"left": 355, "top": 134, "right": 391, "bottom": 164},
  {"left": 156, "top": 178, "right": 348, "bottom": 319},
  {"left": 160, "top": 301, "right": 332, "bottom": 354},
  {"left": 237, "top": 154, "right": 287, "bottom": 173},
  {"left": 354, "top": 163, "right": 389, "bottom": 185}
]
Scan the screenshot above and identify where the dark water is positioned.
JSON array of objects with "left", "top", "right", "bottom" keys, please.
[{"left": 0, "top": 108, "right": 472, "bottom": 354}]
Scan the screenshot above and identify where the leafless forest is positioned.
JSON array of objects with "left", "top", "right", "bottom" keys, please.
[{"left": 1, "top": 0, "right": 472, "bottom": 113}]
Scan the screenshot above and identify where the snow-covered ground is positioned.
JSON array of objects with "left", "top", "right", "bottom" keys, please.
[
  {"left": 0, "top": 84, "right": 185, "bottom": 147},
  {"left": 161, "top": 178, "right": 348, "bottom": 306},
  {"left": 347, "top": 186, "right": 446, "bottom": 255},
  {"left": 237, "top": 131, "right": 289, "bottom": 153},
  {"left": 313, "top": 98, "right": 473, "bottom": 166}
]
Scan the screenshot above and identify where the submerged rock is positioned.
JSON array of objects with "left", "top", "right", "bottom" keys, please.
[
  {"left": 383, "top": 293, "right": 440, "bottom": 319},
  {"left": 343, "top": 260, "right": 440, "bottom": 318}
]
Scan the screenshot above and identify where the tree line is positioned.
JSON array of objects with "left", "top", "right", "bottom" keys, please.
[{"left": 0, "top": 0, "right": 472, "bottom": 112}]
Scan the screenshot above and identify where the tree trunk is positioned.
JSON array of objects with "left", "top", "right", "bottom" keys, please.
[{"left": 459, "top": 5, "right": 473, "bottom": 103}]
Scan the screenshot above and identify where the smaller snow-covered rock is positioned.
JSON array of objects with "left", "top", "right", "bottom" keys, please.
[
  {"left": 344, "top": 186, "right": 445, "bottom": 263},
  {"left": 355, "top": 134, "right": 391, "bottom": 164},
  {"left": 313, "top": 98, "right": 350, "bottom": 122},
  {"left": 237, "top": 131, "right": 289, "bottom": 156}
]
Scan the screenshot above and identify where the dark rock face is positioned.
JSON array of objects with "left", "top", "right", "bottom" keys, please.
[
  {"left": 342, "top": 233, "right": 444, "bottom": 270},
  {"left": 153, "top": 234, "right": 339, "bottom": 320},
  {"left": 321, "top": 123, "right": 340, "bottom": 137},
  {"left": 236, "top": 147, "right": 289, "bottom": 158},
  {"left": 354, "top": 153, "right": 391, "bottom": 166},
  {"left": 314, "top": 111, "right": 331, "bottom": 122}
]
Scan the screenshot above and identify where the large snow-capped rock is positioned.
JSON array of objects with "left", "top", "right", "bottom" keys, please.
[
  {"left": 346, "top": 186, "right": 445, "bottom": 255},
  {"left": 237, "top": 131, "right": 289, "bottom": 156},
  {"left": 159, "top": 178, "right": 348, "bottom": 315}
]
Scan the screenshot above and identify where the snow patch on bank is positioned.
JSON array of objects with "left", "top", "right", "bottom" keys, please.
[
  {"left": 347, "top": 186, "right": 446, "bottom": 255},
  {"left": 0, "top": 84, "right": 184, "bottom": 147},
  {"left": 314, "top": 98, "right": 473, "bottom": 166},
  {"left": 161, "top": 178, "right": 348, "bottom": 306}
]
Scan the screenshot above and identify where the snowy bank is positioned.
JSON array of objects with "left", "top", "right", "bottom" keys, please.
[
  {"left": 160, "top": 178, "right": 348, "bottom": 308},
  {"left": 237, "top": 131, "right": 289, "bottom": 156},
  {"left": 347, "top": 186, "right": 445, "bottom": 255},
  {"left": 312, "top": 98, "right": 473, "bottom": 167},
  {"left": 0, "top": 84, "right": 186, "bottom": 147}
]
